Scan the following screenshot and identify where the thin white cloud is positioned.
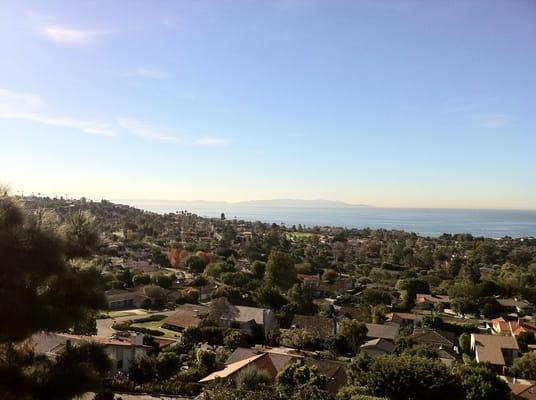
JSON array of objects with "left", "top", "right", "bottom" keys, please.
[
  {"left": 0, "top": 88, "right": 226, "bottom": 145},
  {"left": 0, "top": 88, "right": 115, "bottom": 136},
  {"left": 119, "top": 118, "right": 226, "bottom": 146},
  {"left": 128, "top": 68, "right": 171, "bottom": 79},
  {"left": 41, "top": 25, "right": 104, "bottom": 44},
  {"left": 444, "top": 100, "right": 511, "bottom": 129},
  {"left": 118, "top": 118, "right": 184, "bottom": 143},
  {"left": 470, "top": 113, "right": 511, "bottom": 129},
  {"left": 196, "top": 137, "right": 227, "bottom": 146}
]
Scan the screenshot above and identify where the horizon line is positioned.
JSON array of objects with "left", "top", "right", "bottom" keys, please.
[{"left": 16, "top": 193, "right": 536, "bottom": 212}]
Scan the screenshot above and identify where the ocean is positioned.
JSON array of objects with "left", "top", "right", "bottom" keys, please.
[{"left": 120, "top": 200, "right": 536, "bottom": 238}]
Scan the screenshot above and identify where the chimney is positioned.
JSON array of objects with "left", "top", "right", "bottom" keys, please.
[{"left": 131, "top": 333, "right": 144, "bottom": 346}]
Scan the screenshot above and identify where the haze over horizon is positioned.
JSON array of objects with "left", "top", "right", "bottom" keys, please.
[{"left": 2, "top": 0, "right": 535, "bottom": 209}]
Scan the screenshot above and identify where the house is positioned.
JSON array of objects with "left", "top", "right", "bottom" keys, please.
[
  {"left": 497, "top": 298, "right": 535, "bottom": 317},
  {"left": 29, "top": 332, "right": 150, "bottom": 373},
  {"left": 305, "top": 357, "right": 348, "bottom": 393},
  {"left": 297, "top": 274, "right": 321, "bottom": 288},
  {"left": 491, "top": 317, "right": 517, "bottom": 335},
  {"left": 410, "top": 328, "right": 456, "bottom": 350},
  {"left": 490, "top": 318, "right": 536, "bottom": 337},
  {"left": 360, "top": 338, "right": 395, "bottom": 358},
  {"left": 415, "top": 294, "right": 451, "bottom": 310},
  {"left": 218, "top": 304, "right": 276, "bottom": 337},
  {"left": 338, "top": 305, "right": 366, "bottom": 320},
  {"left": 200, "top": 347, "right": 347, "bottom": 393},
  {"left": 507, "top": 379, "right": 536, "bottom": 400},
  {"left": 470, "top": 333, "right": 519, "bottom": 370},
  {"left": 385, "top": 312, "right": 422, "bottom": 328},
  {"left": 512, "top": 384, "right": 536, "bottom": 400},
  {"left": 365, "top": 323, "right": 399, "bottom": 342},
  {"left": 436, "top": 347, "right": 459, "bottom": 367},
  {"left": 291, "top": 314, "right": 337, "bottom": 338},
  {"left": 162, "top": 303, "right": 210, "bottom": 331},
  {"left": 122, "top": 260, "right": 160, "bottom": 274},
  {"left": 315, "top": 277, "right": 353, "bottom": 298},
  {"left": 105, "top": 288, "right": 148, "bottom": 310},
  {"left": 298, "top": 274, "right": 353, "bottom": 298}
]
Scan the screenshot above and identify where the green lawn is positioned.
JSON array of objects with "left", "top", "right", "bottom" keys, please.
[
  {"left": 105, "top": 310, "right": 139, "bottom": 318},
  {"left": 99, "top": 309, "right": 150, "bottom": 319},
  {"left": 130, "top": 321, "right": 180, "bottom": 338}
]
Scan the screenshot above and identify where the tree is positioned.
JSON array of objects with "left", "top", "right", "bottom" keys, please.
[
  {"left": 279, "top": 328, "right": 314, "bottom": 350},
  {"left": 130, "top": 355, "right": 157, "bottom": 384},
  {"left": 276, "top": 362, "right": 326, "bottom": 397},
  {"left": 222, "top": 225, "right": 237, "bottom": 245},
  {"left": 204, "top": 261, "right": 235, "bottom": 279},
  {"left": 361, "top": 288, "right": 391, "bottom": 306},
  {"left": 322, "top": 269, "right": 337, "bottom": 283},
  {"left": 213, "top": 285, "right": 244, "bottom": 304},
  {"left": 290, "top": 386, "right": 333, "bottom": 400},
  {"left": 177, "top": 287, "right": 199, "bottom": 304},
  {"left": 511, "top": 352, "right": 536, "bottom": 380},
  {"left": 403, "top": 344, "right": 439, "bottom": 359},
  {"left": 287, "top": 283, "right": 316, "bottom": 314},
  {"left": 198, "top": 384, "right": 274, "bottom": 400},
  {"left": 72, "top": 311, "right": 98, "bottom": 335},
  {"left": 451, "top": 297, "right": 479, "bottom": 316},
  {"left": 151, "top": 273, "right": 173, "bottom": 289},
  {"left": 480, "top": 299, "right": 502, "bottom": 319},
  {"left": 339, "top": 319, "right": 368, "bottom": 353},
  {"left": 396, "top": 278, "right": 430, "bottom": 308},
  {"left": 21, "top": 342, "right": 111, "bottom": 400},
  {"left": 185, "top": 255, "right": 207, "bottom": 273},
  {"left": 456, "top": 364, "right": 510, "bottom": 400},
  {"left": 155, "top": 351, "right": 181, "bottom": 380},
  {"left": 0, "top": 193, "right": 106, "bottom": 346},
  {"left": 224, "top": 329, "right": 252, "bottom": 349},
  {"left": 266, "top": 251, "right": 297, "bottom": 290},
  {"left": 143, "top": 285, "right": 168, "bottom": 308},
  {"left": 347, "top": 354, "right": 462, "bottom": 400},
  {"left": 458, "top": 333, "right": 471, "bottom": 355},
  {"left": 236, "top": 366, "right": 273, "bottom": 391},
  {"left": 448, "top": 280, "right": 479, "bottom": 316},
  {"left": 221, "top": 271, "right": 254, "bottom": 289},
  {"left": 115, "top": 269, "right": 133, "bottom": 288},
  {"left": 132, "top": 273, "right": 151, "bottom": 286},
  {"left": 208, "top": 297, "right": 231, "bottom": 323},
  {"left": 62, "top": 210, "right": 99, "bottom": 258},
  {"left": 371, "top": 305, "right": 386, "bottom": 324},
  {"left": 254, "top": 284, "right": 288, "bottom": 311},
  {"left": 251, "top": 261, "right": 267, "bottom": 280},
  {"left": 167, "top": 247, "right": 188, "bottom": 268},
  {"left": 196, "top": 348, "right": 217, "bottom": 374}
]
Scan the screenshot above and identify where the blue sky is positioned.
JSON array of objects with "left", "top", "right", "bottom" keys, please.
[{"left": 1, "top": 0, "right": 535, "bottom": 209}]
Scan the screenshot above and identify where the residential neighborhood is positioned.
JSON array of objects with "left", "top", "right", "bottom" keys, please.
[{"left": 3, "top": 194, "right": 536, "bottom": 400}]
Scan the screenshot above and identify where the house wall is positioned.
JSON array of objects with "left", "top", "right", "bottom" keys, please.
[{"left": 106, "top": 346, "right": 147, "bottom": 373}]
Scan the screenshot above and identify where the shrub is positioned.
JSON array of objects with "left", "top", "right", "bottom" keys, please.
[
  {"left": 224, "top": 329, "right": 252, "bottom": 349},
  {"left": 512, "top": 352, "right": 536, "bottom": 380},
  {"left": 236, "top": 366, "right": 273, "bottom": 390}
]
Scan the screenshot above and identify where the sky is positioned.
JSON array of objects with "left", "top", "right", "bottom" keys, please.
[{"left": 1, "top": 0, "right": 535, "bottom": 209}]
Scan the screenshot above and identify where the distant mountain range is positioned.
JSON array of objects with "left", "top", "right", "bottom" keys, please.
[
  {"left": 235, "top": 199, "right": 369, "bottom": 208},
  {"left": 118, "top": 198, "right": 370, "bottom": 209}
]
